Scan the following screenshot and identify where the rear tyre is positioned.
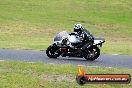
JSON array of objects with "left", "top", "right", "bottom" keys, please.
[
  {"left": 46, "top": 44, "right": 60, "bottom": 58},
  {"left": 84, "top": 46, "right": 100, "bottom": 61}
]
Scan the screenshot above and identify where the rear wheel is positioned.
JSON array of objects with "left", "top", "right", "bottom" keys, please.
[
  {"left": 84, "top": 46, "right": 100, "bottom": 61},
  {"left": 46, "top": 44, "right": 60, "bottom": 58}
]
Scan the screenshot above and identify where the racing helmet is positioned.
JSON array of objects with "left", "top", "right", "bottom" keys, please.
[{"left": 74, "top": 24, "right": 83, "bottom": 33}]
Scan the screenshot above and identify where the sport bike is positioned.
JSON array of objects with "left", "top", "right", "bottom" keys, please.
[{"left": 46, "top": 29, "right": 105, "bottom": 61}]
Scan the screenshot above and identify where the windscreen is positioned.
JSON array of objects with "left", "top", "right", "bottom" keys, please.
[{"left": 54, "top": 31, "right": 69, "bottom": 41}]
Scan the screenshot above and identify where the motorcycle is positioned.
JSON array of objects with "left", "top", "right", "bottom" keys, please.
[{"left": 46, "top": 29, "right": 105, "bottom": 61}]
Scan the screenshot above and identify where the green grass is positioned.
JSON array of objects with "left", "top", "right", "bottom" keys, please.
[
  {"left": 0, "top": 0, "right": 132, "bottom": 54},
  {"left": 0, "top": 61, "right": 132, "bottom": 88}
]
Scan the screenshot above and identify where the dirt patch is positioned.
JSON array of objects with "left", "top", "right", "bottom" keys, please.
[
  {"left": 39, "top": 74, "right": 75, "bottom": 82},
  {"left": 92, "top": 23, "right": 121, "bottom": 30},
  {"left": 68, "top": 19, "right": 89, "bottom": 23},
  {"left": 105, "top": 36, "right": 132, "bottom": 43},
  {"left": 0, "top": 23, "right": 59, "bottom": 36}
]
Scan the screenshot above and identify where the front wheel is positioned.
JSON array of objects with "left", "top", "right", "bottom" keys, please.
[
  {"left": 84, "top": 46, "right": 100, "bottom": 61},
  {"left": 46, "top": 44, "right": 60, "bottom": 58}
]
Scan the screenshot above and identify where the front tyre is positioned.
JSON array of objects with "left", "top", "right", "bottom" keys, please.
[
  {"left": 84, "top": 46, "right": 100, "bottom": 61},
  {"left": 46, "top": 44, "right": 60, "bottom": 58}
]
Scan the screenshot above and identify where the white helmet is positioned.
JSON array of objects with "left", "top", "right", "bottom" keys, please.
[{"left": 74, "top": 24, "right": 83, "bottom": 33}]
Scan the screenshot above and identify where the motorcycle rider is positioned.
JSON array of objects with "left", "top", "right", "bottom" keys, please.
[{"left": 73, "top": 24, "right": 94, "bottom": 50}]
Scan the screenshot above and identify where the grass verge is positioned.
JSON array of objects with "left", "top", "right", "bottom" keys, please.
[{"left": 0, "top": 61, "right": 132, "bottom": 88}]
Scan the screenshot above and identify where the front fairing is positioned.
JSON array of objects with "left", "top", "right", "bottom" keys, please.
[{"left": 53, "top": 31, "right": 70, "bottom": 46}]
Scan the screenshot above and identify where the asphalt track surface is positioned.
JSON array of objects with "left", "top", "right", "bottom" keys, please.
[{"left": 0, "top": 49, "right": 132, "bottom": 68}]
